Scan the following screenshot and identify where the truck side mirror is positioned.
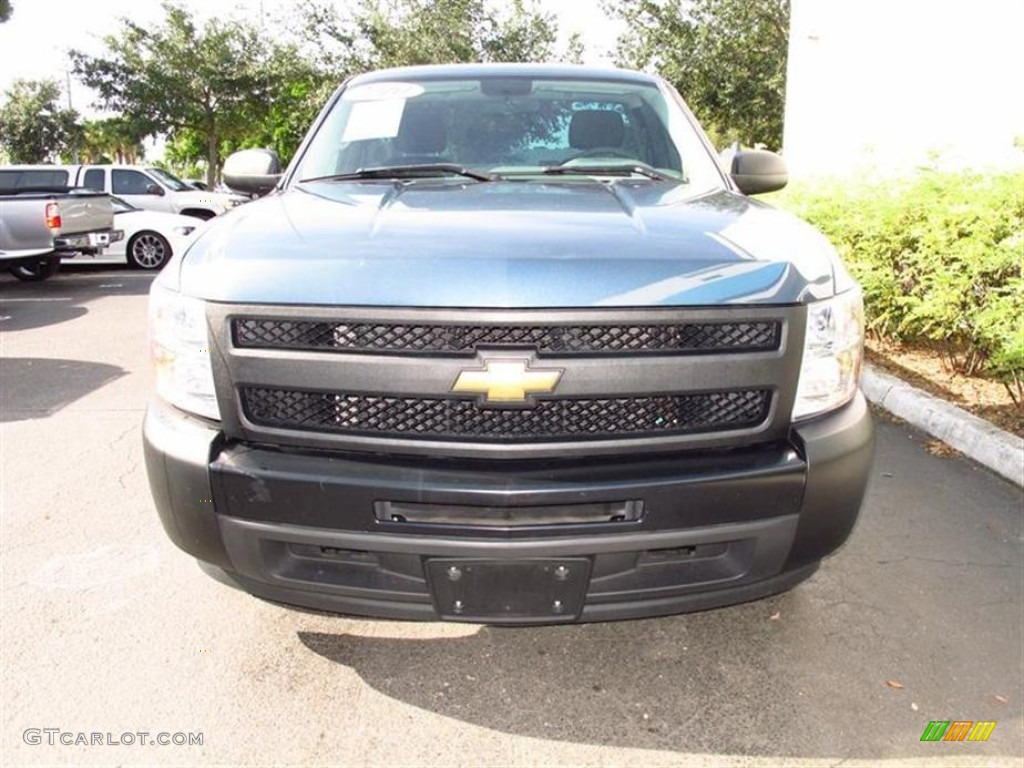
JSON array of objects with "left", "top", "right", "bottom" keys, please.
[
  {"left": 224, "top": 149, "right": 283, "bottom": 197},
  {"left": 730, "top": 150, "right": 788, "bottom": 195},
  {"left": 146, "top": 183, "right": 166, "bottom": 196}
]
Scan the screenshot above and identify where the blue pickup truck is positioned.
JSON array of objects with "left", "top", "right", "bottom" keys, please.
[{"left": 143, "top": 64, "right": 873, "bottom": 624}]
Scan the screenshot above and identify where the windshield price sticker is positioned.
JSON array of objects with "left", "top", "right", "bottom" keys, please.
[{"left": 340, "top": 98, "right": 407, "bottom": 142}]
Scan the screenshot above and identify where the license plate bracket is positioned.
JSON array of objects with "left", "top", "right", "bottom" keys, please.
[{"left": 426, "top": 558, "right": 592, "bottom": 623}]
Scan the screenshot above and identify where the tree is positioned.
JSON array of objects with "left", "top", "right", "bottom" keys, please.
[
  {"left": 71, "top": 3, "right": 280, "bottom": 186},
  {"left": 304, "top": 0, "right": 562, "bottom": 73},
  {"left": 0, "top": 79, "right": 80, "bottom": 163},
  {"left": 610, "top": 0, "right": 790, "bottom": 149},
  {"left": 237, "top": 43, "right": 335, "bottom": 164},
  {"left": 156, "top": 40, "right": 332, "bottom": 177},
  {"left": 0, "top": 1, "right": 12, "bottom": 23},
  {"left": 564, "top": 31, "right": 586, "bottom": 65},
  {"left": 80, "top": 117, "right": 146, "bottom": 164}
]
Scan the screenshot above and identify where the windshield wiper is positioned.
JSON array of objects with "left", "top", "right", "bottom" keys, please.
[
  {"left": 539, "top": 163, "right": 678, "bottom": 182},
  {"left": 299, "top": 164, "right": 496, "bottom": 183}
]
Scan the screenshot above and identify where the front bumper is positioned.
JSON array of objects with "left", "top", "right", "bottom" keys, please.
[{"left": 143, "top": 394, "right": 874, "bottom": 623}]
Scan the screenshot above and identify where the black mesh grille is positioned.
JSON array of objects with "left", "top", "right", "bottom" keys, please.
[
  {"left": 233, "top": 318, "right": 780, "bottom": 355},
  {"left": 241, "top": 387, "right": 771, "bottom": 442}
]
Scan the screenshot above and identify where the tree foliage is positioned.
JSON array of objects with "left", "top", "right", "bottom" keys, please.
[
  {"left": 0, "top": 79, "right": 80, "bottom": 163},
  {"left": 0, "top": 1, "right": 12, "bottom": 24},
  {"left": 238, "top": 44, "right": 335, "bottom": 163},
  {"left": 64, "top": 1, "right": 571, "bottom": 180},
  {"left": 80, "top": 117, "right": 147, "bottom": 164},
  {"left": 159, "top": 44, "right": 332, "bottom": 176},
  {"left": 305, "top": 0, "right": 561, "bottom": 73},
  {"left": 611, "top": 0, "right": 789, "bottom": 149},
  {"left": 564, "top": 31, "right": 586, "bottom": 65},
  {"left": 70, "top": 3, "right": 312, "bottom": 186}
]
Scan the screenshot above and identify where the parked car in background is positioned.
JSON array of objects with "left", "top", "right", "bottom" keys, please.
[
  {"left": 184, "top": 179, "right": 210, "bottom": 191},
  {"left": 68, "top": 195, "right": 201, "bottom": 270},
  {"left": 0, "top": 167, "right": 120, "bottom": 281},
  {"left": 2, "top": 164, "right": 247, "bottom": 220}
]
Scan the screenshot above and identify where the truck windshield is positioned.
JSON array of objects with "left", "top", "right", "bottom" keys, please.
[
  {"left": 0, "top": 169, "right": 70, "bottom": 191},
  {"left": 294, "top": 76, "right": 723, "bottom": 189},
  {"left": 147, "top": 167, "right": 191, "bottom": 192},
  {"left": 109, "top": 195, "right": 138, "bottom": 213}
]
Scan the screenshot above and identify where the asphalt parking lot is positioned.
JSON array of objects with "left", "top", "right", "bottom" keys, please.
[{"left": 1, "top": 266, "right": 1022, "bottom": 767}]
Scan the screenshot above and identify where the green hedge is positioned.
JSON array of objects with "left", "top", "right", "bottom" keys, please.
[{"left": 773, "top": 170, "right": 1024, "bottom": 403}]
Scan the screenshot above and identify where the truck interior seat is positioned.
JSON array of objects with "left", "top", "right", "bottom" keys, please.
[
  {"left": 386, "top": 109, "right": 450, "bottom": 165},
  {"left": 568, "top": 110, "right": 626, "bottom": 151}
]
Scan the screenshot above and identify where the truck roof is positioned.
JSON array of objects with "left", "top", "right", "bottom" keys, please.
[
  {"left": 0, "top": 164, "right": 160, "bottom": 172},
  {"left": 348, "top": 63, "right": 663, "bottom": 87}
]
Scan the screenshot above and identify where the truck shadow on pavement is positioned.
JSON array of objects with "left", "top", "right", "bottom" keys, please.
[
  {"left": 0, "top": 266, "right": 155, "bottom": 332},
  {"left": 292, "top": 585, "right": 1009, "bottom": 760},
  {"left": 293, "top": 522, "right": 1021, "bottom": 762},
  {"left": 295, "top": 597, "right": 838, "bottom": 758},
  {"left": 0, "top": 293, "right": 88, "bottom": 331},
  {"left": 0, "top": 358, "right": 126, "bottom": 422}
]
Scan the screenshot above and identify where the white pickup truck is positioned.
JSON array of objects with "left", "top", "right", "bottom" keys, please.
[
  {"left": 5, "top": 164, "right": 248, "bottom": 220},
  {"left": 0, "top": 168, "right": 120, "bottom": 281}
]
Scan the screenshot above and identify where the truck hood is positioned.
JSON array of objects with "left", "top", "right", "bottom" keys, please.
[
  {"left": 178, "top": 179, "right": 842, "bottom": 307},
  {"left": 174, "top": 189, "right": 246, "bottom": 208}
]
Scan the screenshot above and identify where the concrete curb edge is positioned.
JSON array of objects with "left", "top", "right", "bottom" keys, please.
[{"left": 861, "top": 363, "right": 1023, "bottom": 487}]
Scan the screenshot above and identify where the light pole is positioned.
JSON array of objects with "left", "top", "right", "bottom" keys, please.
[{"left": 65, "top": 68, "right": 80, "bottom": 163}]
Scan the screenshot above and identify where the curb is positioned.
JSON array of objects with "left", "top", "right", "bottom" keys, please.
[{"left": 861, "top": 363, "right": 1024, "bottom": 487}]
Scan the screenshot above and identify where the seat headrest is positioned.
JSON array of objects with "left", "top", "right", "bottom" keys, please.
[
  {"left": 395, "top": 109, "right": 447, "bottom": 154},
  {"left": 569, "top": 110, "right": 626, "bottom": 150}
]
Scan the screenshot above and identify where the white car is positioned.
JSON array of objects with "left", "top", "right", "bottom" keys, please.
[
  {"left": 71, "top": 196, "right": 202, "bottom": 270},
  {"left": 5, "top": 164, "right": 248, "bottom": 220}
]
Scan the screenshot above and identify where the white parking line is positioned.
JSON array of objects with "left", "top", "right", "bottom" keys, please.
[
  {"left": 61, "top": 273, "right": 154, "bottom": 278},
  {"left": 0, "top": 297, "right": 73, "bottom": 302}
]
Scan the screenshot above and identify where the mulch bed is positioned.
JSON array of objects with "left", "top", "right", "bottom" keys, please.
[{"left": 865, "top": 339, "right": 1023, "bottom": 438}]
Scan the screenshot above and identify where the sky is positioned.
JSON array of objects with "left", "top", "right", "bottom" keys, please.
[
  {"left": 784, "top": 0, "right": 1024, "bottom": 174},
  {"left": 8, "top": 0, "right": 1019, "bottom": 174},
  {"left": 0, "top": 0, "right": 624, "bottom": 120}
]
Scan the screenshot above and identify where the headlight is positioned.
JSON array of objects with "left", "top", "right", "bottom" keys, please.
[
  {"left": 792, "top": 288, "right": 865, "bottom": 421},
  {"left": 149, "top": 284, "right": 220, "bottom": 420},
  {"left": 172, "top": 225, "right": 196, "bottom": 237}
]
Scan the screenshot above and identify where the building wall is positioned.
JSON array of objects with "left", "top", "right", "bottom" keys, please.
[{"left": 783, "top": 0, "right": 1024, "bottom": 178}]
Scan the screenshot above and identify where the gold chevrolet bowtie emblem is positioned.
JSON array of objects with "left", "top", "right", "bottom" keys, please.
[{"left": 451, "top": 359, "right": 562, "bottom": 404}]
